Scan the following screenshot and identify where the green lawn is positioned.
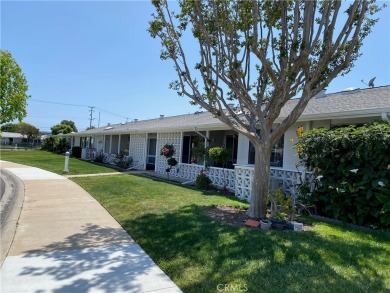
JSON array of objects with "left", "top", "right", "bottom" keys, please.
[
  {"left": 2, "top": 150, "right": 389, "bottom": 292},
  {"left": 73, "top": 175, "right": 390, "bottom": 293},
  {"left": 0, "top": 150, "right": 119, "bottom": 175}
]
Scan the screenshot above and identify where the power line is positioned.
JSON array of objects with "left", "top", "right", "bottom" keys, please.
[
  {"left": 95, "top": 107, "right": 129, "bottom": 120},
  {"left": 29, "top": 99, "right": 90, "bottom": 108},
  {"left": 29, "top": 99, "right": 130, "bottom": 122}
]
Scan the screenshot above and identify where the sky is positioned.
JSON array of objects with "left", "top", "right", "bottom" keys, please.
[{"left": 2, "top": 1, "right": 390, "bottom": 133}]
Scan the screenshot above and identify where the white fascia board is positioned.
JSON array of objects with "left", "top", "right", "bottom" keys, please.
[
  {"left": 69, "top": 124, "right": 230, "bottom": 137},
  {"left": 276, "top": 108, "right": 390, "bottom": 123}
]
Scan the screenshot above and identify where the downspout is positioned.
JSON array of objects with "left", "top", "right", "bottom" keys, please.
[
  {"left": 194, "top": 127, "right": 208, "bottom": 140},
  {"left": 381, "top": 112, "right": 389, "bottom": 122}
]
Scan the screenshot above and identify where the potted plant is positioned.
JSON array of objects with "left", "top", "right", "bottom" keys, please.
[
  {"left": 160, "top": 144, "right": 177, "bottom": 180},
  {"left": 267, "top": 188, "right": 293, "bottom": 231},
  {"left": 260, "top": 219, "right": 272, "bottom": 230},
  {"left": 270, "top": 212, "right": 288, "bottom": 230}
]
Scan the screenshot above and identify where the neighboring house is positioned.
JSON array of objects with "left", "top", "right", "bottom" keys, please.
[
  {"left": 67, "top": 85, "right": 390, "bottom": 201},
  {"left": 0, "top": 132, "right": 25, "bottom": 145}
]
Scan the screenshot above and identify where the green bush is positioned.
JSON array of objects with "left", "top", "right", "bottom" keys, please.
[
  {"left": 297, "top": 122, "right": 390, "bottom": 228},
  {"left": 209, "top": 147, "right": 231, "bottom": 165},
  {"left": 196, "top": 172, "right": 212, "bottom": 190},
  {"left": 72, "top": 146, "right": 82, "bottom": 158},
  {"left": 41, "top": 137, "right": 69, "bottom": 154},
  {"left": 94, "top": 153, "right": 105, "bottom": 163}
]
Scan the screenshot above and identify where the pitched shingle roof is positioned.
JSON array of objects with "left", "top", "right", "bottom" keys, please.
[
  {"left": 1, "top": 132, "right": 25, "bottom": 139},
  {"left": 74, "top": 85, "right": 389, "bottom": 136},
  {"left": 78, "top": 111, "right": 227, "bottom": 135},
  {"left": 279, "top": 85, "right": 390, "bottom": 121}
]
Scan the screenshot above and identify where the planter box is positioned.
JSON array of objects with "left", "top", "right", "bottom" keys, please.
[
  {"left": 260, "top": 220, "right": 272, "bottom": 230},
  {"left": 270, "top": 218, "right": 286, "bottom": 231}
]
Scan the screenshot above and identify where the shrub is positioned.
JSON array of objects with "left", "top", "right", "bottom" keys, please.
[
  {"left": 94, "top": 153, "right": 105, "bottom": 163},
  {"left": 209, "top": 147, "right": 231, "bottom": 165},
  {"left": 296, "top": 122, "right": 390, "bottom": 228},
  {"left": 116, "top": 155, "right": 133, "bottom": 169},
  {"left": 41, "top": 137, "right": 69, "bottom": 154},
  {"left": 71, "top": 146, "right": 82, "bottom": 158},
  {"left": 196, "top": 171, "right": 212, "bottom": 190}
]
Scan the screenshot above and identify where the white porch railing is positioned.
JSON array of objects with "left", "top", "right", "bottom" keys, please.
[
  {"left": 234, "top": 165, "right": 308, "bottom": 202},
  {"left": 176, "top": 163, "right": 235, "bottom": 191}
]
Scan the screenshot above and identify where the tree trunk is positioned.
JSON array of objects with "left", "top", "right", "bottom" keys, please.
[{"left": 247, "top": 142, "right": 271, "bottom": 219}]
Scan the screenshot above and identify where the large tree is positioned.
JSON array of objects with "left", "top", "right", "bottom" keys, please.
[
  {"left": 149, "top": 0, "right": 382, "bottom": 218},
  {"left": 60, "top": 120, "right": 78, "bottom": 133},
  {"left": 17, "top": 122, "right": 40, "bottom": 142},
  {"left": 1, "top": 123, "right": 18, "bottom": 133},
  {"left": 51, "top": 123, "right": 73, "bottom": 135},
  {"left": 0, "top": 50, "right": 30, "bottom": 124}
]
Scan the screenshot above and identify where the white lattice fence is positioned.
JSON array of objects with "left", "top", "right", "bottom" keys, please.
[
  {"left": 235, "top": 166, "right": 254, "bottom": 201},
  {"left": 208, "top": 167, "right": 235, "bottom": 190},
  {"left": 270, "top": 168, "right": 301, "bottom": 193},
  {"left": 156, "top": 132, "right": 182, "bottom": 175},
  {"left": 235, "top": 166, "right": 306, "bottom": 202},
  {"left": 129, "top": 134, "right": 146, "bottom": 170},
  {"left": 177, "top": 163, "right": 203, "bottom": 181}
]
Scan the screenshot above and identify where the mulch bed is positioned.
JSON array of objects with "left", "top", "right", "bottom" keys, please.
[
  {"left": 204, "top": 205, "right": 250, "bottom": 227},
  {"left": 204, "top": 205, "right": 314, "bottom": 231}
]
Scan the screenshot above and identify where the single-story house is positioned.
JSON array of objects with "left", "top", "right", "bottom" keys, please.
[
  {"left": 67, "top": 85, "right": 390, "bottom": 201},
  {"left": 1, "top": 132, "right": 26, "bottom": 145}
]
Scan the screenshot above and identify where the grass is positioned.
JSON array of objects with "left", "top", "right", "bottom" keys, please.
[
  {"left": 2, "top": 150, "right": 389, "bottom": 292},
  {"left": 72, "top": 175, "right": 390, "bottom": 293},
  {"left": 0, "top": 149, "right": 119, "bottom": 175}
]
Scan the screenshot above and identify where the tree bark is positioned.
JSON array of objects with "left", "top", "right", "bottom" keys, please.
[{"left": 247, "top": 141, "right": 271, "bottom": 219}]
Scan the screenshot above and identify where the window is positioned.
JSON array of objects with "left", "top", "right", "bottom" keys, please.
[
  {"left": 248, "top": 135, "right": 284, "bottom": 167},
  {"left": 147, "top": 138, "right": 157, "bottom": 164}
]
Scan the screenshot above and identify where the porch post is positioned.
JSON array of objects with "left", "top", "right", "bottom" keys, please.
[
  {"left": 179, "top": 132, "right": 183, "bottom": 165},
  {"left": 118, "top": 135, "right": 121, "bottom": 154},
  {"left": 109, "top": 135, "right": 112, "bottom": 154}
]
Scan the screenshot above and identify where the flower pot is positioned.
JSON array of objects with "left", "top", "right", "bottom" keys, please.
[
  {"left": 270, "top": 218, "right": 286, "bottom": 231},
  {"left": 260, "top": 220, "right": 272, "bottom": 230}
]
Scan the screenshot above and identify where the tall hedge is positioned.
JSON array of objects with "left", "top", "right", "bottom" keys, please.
[{"left": 297, "top": 122, "right": 390, "bottom": 228}]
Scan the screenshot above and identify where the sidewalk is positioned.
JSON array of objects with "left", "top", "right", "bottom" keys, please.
[{"left": 0, "top": 161, "right": 182, "bottom": 293}]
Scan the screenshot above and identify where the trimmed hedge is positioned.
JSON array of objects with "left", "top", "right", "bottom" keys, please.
[
  {"left": 297, "top": 122, "right": 390, "bottom": 228},
  {"left": 72, "top": 146, "right": 82, "bottom": 158}
]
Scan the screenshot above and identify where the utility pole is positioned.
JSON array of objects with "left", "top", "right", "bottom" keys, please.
[{"left": 88, "top": 106, "right": 95, "bottom": 129}]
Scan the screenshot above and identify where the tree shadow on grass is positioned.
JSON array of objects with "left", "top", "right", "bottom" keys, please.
[
  {"left": 122, "top": 205, "right": 389, "bottom": 293},
  {"left": 10, "top": 224, "right": 179, "bottom": 293}
]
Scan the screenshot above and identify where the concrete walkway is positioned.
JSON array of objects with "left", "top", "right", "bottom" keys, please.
[{"left": 0, "top": 161, "right": 182, "bottom": 293}]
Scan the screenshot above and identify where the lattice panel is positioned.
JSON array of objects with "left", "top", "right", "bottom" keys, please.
[
  {"left": 208, "top": 167, "right": 235, "bottom": 191},
  {"left": 177, "top": 163, "right": 203, "bottom": 181},
  {"left": 103, "top": 153, "right": 117, "bottom": 165},
  {"left": 129, "top": 134, "right": 146, "bottom": 170},
  {"left": 235, "top": 166, "right": 254, "bottom": 202},
  {"left": 156, "top": 132, "right": 182, "bottom": 175},
  {"left": 270, "top": 168, "right": 300, "bottom": 194}
]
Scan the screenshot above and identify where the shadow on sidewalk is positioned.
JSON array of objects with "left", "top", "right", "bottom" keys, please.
[{"left": 15, "top": 224, "right": 175, "bottom": 293}]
